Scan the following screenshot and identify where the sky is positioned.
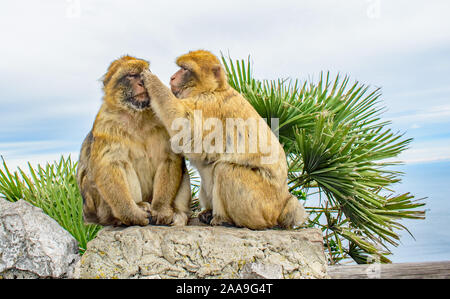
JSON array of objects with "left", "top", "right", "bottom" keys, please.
[{"left": 1, "top": 0, "right": 449, "bottom": 263}]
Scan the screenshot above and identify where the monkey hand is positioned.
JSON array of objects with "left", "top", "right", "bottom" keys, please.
[
  {"left": 119, "top": 206, "right": 150, "bottom": 226},
  {"left": 137, "top": 201, "right": 152, "bottom": 215},
  {"left": 150, "top": 205, "right": 175, "bottom": 226},
  {"left": 141, "top": 69, "right": 173, "bottom": 103},
  {"left": 141, "top": 69, "right": 156, "bottom": 89}
]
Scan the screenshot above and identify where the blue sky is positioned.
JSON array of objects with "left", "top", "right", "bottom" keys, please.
[{"left": 1, "top": 0, "right": 449, "bottom": 262}]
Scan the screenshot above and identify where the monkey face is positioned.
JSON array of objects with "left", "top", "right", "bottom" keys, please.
[
  {"left": 103, "top": 56, "right": 151, "bottom": 110},
  {"left": 119, "top": 72, "right": 150, "bottom": 110},
  {"left": 170, "top": 66, "right": 194, "bottom": 98},
  {"left": 172, "top": 50, "right": 228, "bottom": 98}
]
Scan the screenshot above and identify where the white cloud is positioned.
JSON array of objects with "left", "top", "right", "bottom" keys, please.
[
  {"left": 389, "top": 104, "right": 450, "bottom": 126},
  {"left": 390, "top": 139, "right": 450, "bottom": 164},
  {"left": 1, "top": 0, "right": 450, "bottom": 81},
  {"left": 0, "top": 140, "right": 74, "bottom": 154},
  {"left": 1, "top": 152, "right": 79, "bottom": 173},
  {"left": 1, "top": 0, "right": 449, "bottom": 167},
  {"left": 0, "top": 0, "right": 448, "bottom": 124},
  {"left": 0, "top": 140, "right": 79, "bottom": 171}
]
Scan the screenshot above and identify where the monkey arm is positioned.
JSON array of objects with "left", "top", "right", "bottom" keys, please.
[
  {"left": 150, "top": 158, "right": 183, "bottom": 224},
  {"left": 91, "top": 148, "right": 149, "bottom": 226},
  {"left": 142, "top": 70, "right": 194, "bottom": 137}
]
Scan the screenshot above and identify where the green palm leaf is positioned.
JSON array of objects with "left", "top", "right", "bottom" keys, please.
[
  {"left": 0, "top": 156, "right": 102, "bottom": 254},
  {"left": 222, "top": 55, "right": 426, "bottom": 264}
]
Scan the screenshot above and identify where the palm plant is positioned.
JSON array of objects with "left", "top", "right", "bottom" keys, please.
[
  {"left": 0, "top": 156, "right": 203, "bottom": 255},
  {"left": 187, "top": 161, "right": 202, "bottom": 216},
  {"left": 222, "top": 55, "right": 426, "bottom": 264},
  {"left": 0, "top": 156, "right": 101, "bottom": 254},
  {"left": 0, "top": 56, "right": 426, "bottom": 264}
]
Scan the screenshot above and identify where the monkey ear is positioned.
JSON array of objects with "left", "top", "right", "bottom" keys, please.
[
  {"left": 212, "top": 65, "right": 222, "bottom": 80},
  {"left": 212, "top": 65, "right": 226, "bottom": 88},
  {"left": 101, "top": 74, "right": 110, "bottom": 87}
]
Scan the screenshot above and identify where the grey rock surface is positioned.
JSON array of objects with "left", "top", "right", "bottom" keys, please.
[
  {"left": 76, "top": 225, "right": 328, "bottom": 279},
  {"left": 239, "top": 263, "right": 283, "bottom": 279},
  {"left": 0, "top": 199, "right": 80, "bottom": 279}
]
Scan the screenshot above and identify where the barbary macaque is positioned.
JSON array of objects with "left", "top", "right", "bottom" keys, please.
[
  {"left": 141, "top": 50, "right": 307, "bottom": 229},
  {"left": 77, "top": 56, "right": 191, "bottom": 226}
]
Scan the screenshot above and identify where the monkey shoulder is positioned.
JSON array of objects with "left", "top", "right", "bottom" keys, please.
[{"left": 216, "top": 90, "right": 260, "bottom": 120}]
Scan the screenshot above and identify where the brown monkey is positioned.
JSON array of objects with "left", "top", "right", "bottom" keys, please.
[
  {"left": 77, "top": 56, "right": 191, "bottom": 227},
  {"left": 141, "top": 50, "right": 307, "bottom": 230}
]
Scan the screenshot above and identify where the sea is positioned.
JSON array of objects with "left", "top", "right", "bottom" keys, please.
[{"left": 388, "top": 161, "right": 450, "bottom": 263}]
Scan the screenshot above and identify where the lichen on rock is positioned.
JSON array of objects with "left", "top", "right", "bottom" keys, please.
[{"left": 76, "top": 225, "right": 328, "bottom": 279}]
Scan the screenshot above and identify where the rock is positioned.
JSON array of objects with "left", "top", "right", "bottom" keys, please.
[
  {"left": 0, "top": 268, "right": 41, "bottom": 279},
  {"left": 239, "top": 263, "right": 283, "bottom": 279},
  {"left": 0, "top": 199, "right": 80, "bottom": 279},
  {"left": 76, "top": 225, "right": 328, "bottom": 279}
]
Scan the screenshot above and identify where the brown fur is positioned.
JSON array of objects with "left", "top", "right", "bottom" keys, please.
[
  {"left": 77, "top": 56, "right": 191, "bottom": 227},
  {"left": 142, "top": 50, "right": 307, "bottom": 229}
]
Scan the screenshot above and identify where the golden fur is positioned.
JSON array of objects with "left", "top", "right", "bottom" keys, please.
[
  {"left": 142, "top": 50, "right": 307, "bottom": 229},
  {"left": 77, "top": 56, "right": 191, "bottom": 226}
]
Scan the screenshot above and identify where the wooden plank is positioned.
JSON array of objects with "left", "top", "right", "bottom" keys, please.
[{"left": 328, "top": 261, "right": 450, "bottom": 279}]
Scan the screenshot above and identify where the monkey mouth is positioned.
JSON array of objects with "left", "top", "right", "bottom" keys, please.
[
  {"left": 171, "top": 87, "right": 184, "bottom": 99},
  {"left": 126, "top": 92, "right": 148, "bottom": 101},
  {"left": 124, "top": 92, "right": 151, "bottom": 110}
]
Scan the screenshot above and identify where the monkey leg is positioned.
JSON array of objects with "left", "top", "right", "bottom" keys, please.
[
  {"left": 81, "top": 191, "right": 101, "bottom": 225},
  {"left": 95, "top": 164, "right": 150, "bottom": 226},
  {"left": 198, "top": 181, "right": 213, "bottom": 210},
  {"left": 210, "top": 176, "right": 234, "bottom": 227},
  {"left": 81, "top": 182, "right": 124, "bottom": 226},
  {"left": 213, "top": 163, "right": 284, "bottom": 230},
  {"left": 151, "top": 159, "right": 183, "bottom": 225},
  {"left": 96, "top": 198, "right": 123, "bottom": 226},
  {"left": 198, "top": 179, "right": 214, "bottom": 225},
  {"left": 172, "top": 171, "right": 191, "bottom": 226}
]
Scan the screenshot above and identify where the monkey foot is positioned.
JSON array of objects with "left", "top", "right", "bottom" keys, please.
[
  {"left": 198, "top": 210, "right": 213, "bottom": 225},
  {"left": 210, "top": 217, "right": 235, "bottom": 228},
  {"left": 148, "top": 215, "right": 157, "bottom": 225},
  {"left": 217, "top": 221, "right": 235, "bottom": 228},
  {"left": 147, "top": 213, "right": 174, "bottom": 227}
]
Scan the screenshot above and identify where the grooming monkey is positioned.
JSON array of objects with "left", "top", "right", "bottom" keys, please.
[
  {"left": 77, "top": 56, "right": 191, "bottom": 226},
  {"left": 141, "top": 50, "right": 308, "bottom": 229}
]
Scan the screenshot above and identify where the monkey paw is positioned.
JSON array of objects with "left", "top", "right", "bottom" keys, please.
[
  {"left": 120, "top": 208, "right": 150, "bottom": 226},
  {"left": 137, "top": 202, "right": 152, "bottom": 221},
  {"left": 210, "top": 216, "right": 235, "bottom": 228},
  {"left": 137, "top": 201, "right": 152, "bottom": 213},
  {"left": 114, "top": 202, "right": 151, "bottom": 226},
  {"left": 150, "top": 206, "right": 175, "bottom": 226},
  {"left": 172, "top": 212, "right": 189, "bottom": 227},
  {"left": 198, "top": 210, "right": 213, "bottom": 225},
  {"left": 141, "top": 70, "right": 156, "bottom": 88}
]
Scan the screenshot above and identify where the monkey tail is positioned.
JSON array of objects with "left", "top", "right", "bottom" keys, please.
[{"left": 278, "top": 195, "right": 309, "bottom": 229}]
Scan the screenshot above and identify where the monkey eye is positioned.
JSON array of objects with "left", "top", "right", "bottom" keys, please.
[{"left": 126, "top": 74, "right": 139, "bottom": 79}]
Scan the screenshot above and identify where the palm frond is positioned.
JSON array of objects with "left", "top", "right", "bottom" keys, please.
[
  {"left": 222, "top": 55, "right": 426, "bottom": 264},
  {"left": 0, "top": 156, "right": 102, "bottom": 254}
]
